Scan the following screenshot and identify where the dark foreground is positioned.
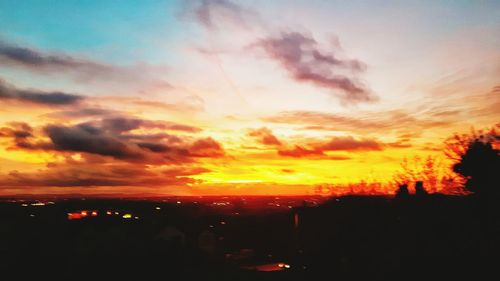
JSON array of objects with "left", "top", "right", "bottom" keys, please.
[{"left": 1, "top": 195, "right": 499, "bottom": 280}]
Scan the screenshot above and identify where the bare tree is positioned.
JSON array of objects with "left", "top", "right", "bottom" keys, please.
[{"left": 393, "top": 155, "right": 461, "bottom": 194}]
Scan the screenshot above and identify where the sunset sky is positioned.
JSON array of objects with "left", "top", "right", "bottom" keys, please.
[{"left": 0, "top": 0, "right": 499, "bottom": 196}]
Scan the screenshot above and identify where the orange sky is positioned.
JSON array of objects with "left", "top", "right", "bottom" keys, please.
[{"left": 0, "top": 1, "right": 499, "bottom": 196}]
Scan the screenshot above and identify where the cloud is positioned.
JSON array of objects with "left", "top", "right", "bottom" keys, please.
[
  {"left": 0, "top": 163, "right": 209, "bottom": 188},
  {"left": 98, "top": 117, "right": 202, "bottom": 133},
  {"left": 44, "top": 124, "right": 146, "bottom": 161},
  {"left": 121, "top": 133, "right": 184, "bottom": 144},
  {"left": 0, "top": 40, "right": 118, "bottom": 81},
  {"left": 1, "top": 117, "right": 223, "bottom": 165},
  {"left": 41, "top": 123, "right": 221, "bottom": 163},
  {"left": 278, "top": 145, "right": 324, "bottom": 158},
  {"left": 0, "top": 122, "right": 34, "bottom": 149},
  {"left": 254, "top": 32, "right": 377, "bottom": 104},
  {"left": 0, "top": 122, "right": 32, "bottom": 138},
  {"left": 0, "top": 40, "right": 172, "bottom": 92},
  {"left": 248, "top": 127, "right": 281, "bottom": 146},
  {"left": 0, "top": 78, "right": 84, "bottom": 106},
  {"left": 387, "top": 141, "right": 413, "bottom": 148},
  {"left": 263, "top": 110, "right": 380, "bottom": 131},
  {"left": 0, "top": 40, "right": 107, "bottom": 70},
  {"left": 276, "top": 136, "right": 383, "bottom": 159},
  {"left": 316, "top": 136, "right": 383, "bottom": 151},
  {"left": 277, "top": 145, "right": 352, "bottom": 160},
  {"left": 44, "top": 108, "right": 120, "bottom": 119},
  {"left": 264, "top": 110, "right": 455, "bottom": 135},
  {"left": 188, "top": 137, "right": 225, "bottom": 157},
  {"left": 191, "top": 0, "right": 252, "bottom": 30}
]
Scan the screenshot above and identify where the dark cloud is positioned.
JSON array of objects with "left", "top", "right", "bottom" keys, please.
[
  {"left": 44, "top": 108, "right": 120, "bottom": 119},
  {"left": 248, "top": 127, "right": 281, "bottom": 146},
  {"left": 42, "top": 122, "right": 216, "bottom": 164},
  {"left": 0, "top": 40, "right": 118, "bottom": 81},
  {"left": 44, "top": 124, "right": 145, "bottom": 161},
  {"left": 1, "top": 117, "right": 223, "bottom": 165},
  {"left": 0, "top": 40, "right": 105, "bottom": 70},
  {"left": 99, "top": 117, "right": 202, "bottom": 133},
  {"left": 255, "top": 32, "right": 377, "bottom": 104},
  {"left": 0, "top": 163, "right": 209, "bottom": 188},
  {"left": 121, "top": 133, "right": 184, "bottom": 144},
  {"left": 0, "top": 122, "right": 34, "bottom": 148},
  {"left": 0, "top": 122, "right": 32, "bottom": 138},
  {"left": 136, "top": 142, "right": 171, "bottom": 153},
  {"left": 45, "top": 110, "right": 202, "bottom": 133},
  {"left": 0, "top": 40, "right": 173, "bottom": 92},
  {"left": 0, "top": 78, "right": 84, "bottom": 106}
]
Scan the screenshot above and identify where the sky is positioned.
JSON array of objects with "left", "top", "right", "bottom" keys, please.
[{"left": 0, "top": 0, "right": 498, "bottom": 196}]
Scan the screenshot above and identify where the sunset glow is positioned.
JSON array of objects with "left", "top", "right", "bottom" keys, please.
[{"left": 0, "top": 0, "right": 498, "bottom": 196}]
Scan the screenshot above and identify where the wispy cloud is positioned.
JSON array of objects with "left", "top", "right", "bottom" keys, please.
[
  {"left": 189, "top": 0, "right": 254, "bottom": 30},
  {"left": 277, "top": 136, "right": 382, "bottom": 159},
  {"left": 0, "top": 78, "right": 84, "bottom": 106},
  {"left": 248, "top": 127, "right": 281, "bottom": 146},
  {"left": 264, "top": 110, "right": 455, "bottom": 134},
  {"left": 0, "top": 40, "right": 113, "bottom": 77},
  {"left": 0, "top": 39, "right": 172, "bottom": 92},
  {"left": 254, "top": 32, "right": 377, "bottom": 104}
]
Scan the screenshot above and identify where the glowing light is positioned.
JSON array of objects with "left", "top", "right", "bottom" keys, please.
[
  {"left": 31, "top": 202, "right": 45, "bottom": 206},
  {"left": 91, "top": 211, "right": 98, "bottom": 216},
  {"left": 278, "top": 263, "right": 291, "bottom": 269},
  {"left": 122, "top": 214, "right": 132, "bottom": 219},
  {"left": 155, "top": 207, "right": 161, "bottom": 210},
  {"left": 106, "top": 211, "right": 112, "bottom": 215},
  {"left": 68, "top": 213, "right": 83, "bottom": 220},
  {"left": 21, "top": 204, "right": 28, "bottom": 207}
]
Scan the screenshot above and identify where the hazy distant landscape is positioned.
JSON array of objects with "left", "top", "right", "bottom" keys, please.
[{"left": 1, "top": 193, "right": 499, "bottom": 280}]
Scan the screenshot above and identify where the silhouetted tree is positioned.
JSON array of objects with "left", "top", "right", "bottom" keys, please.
[
  {"left": 393, "top": 156, "right": 458, "bottom": 193},
  {"left": 445, "top": 125, "right": 500, "bottom": 196}
]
